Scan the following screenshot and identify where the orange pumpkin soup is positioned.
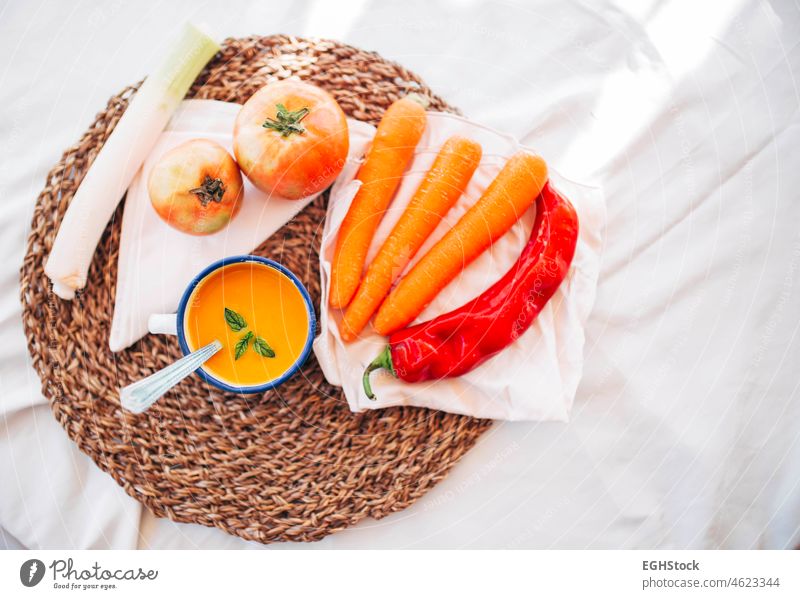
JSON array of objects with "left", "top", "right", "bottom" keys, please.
[{"left": 184, "top": 261, "right": 310, "bottom": 387}]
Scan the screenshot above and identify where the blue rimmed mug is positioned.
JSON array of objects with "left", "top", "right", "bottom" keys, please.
[{"left": 148, "top": 255, "right": 316, "bottom": 394}]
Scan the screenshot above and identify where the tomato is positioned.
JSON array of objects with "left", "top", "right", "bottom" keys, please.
[
  {"left": 147, "top": 139, "right": 243, "bottom": 235},
  {"left": 233, "top": 79, "right": 349, "bottom": 200}
]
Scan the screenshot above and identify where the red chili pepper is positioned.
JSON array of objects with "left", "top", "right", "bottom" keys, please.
[{"left": 362, "top": 182, "right": 579, "bottom": 399}]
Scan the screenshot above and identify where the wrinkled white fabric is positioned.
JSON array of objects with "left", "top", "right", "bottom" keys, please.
[
  {"left": 2, "top": 0, "right": 799, "bottom": 549},
  {"left": 314, "top": 111, "right": 604, "bottom": 421}
]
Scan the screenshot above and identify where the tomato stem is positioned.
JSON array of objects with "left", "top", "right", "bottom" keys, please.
[
  {"left": 189, "top": 175, "right": 225, "bottom": 207},
  {"left": 263, "top": 103, "right": 310, "bottom": 137}
]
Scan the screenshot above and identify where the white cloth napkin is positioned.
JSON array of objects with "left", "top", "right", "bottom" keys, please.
[
  {"left": 110, "top": 99, "right": 375, "bottom": 352},
  {"left": 314, "top": 112, "right": 605, "bottom": 421}
]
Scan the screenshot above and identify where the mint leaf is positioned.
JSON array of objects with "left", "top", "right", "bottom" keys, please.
[
  {"left": 224, "top": 308, "right": 247, "bottom": 332},
  {"left": 253, "top": 336, "right": 275, "bottom": 358},
  {"left": 234, "top": 331, "right": 253, "bottom": 360}
]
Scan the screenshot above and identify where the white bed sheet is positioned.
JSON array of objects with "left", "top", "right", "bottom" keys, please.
[{"left": 1, "top": 0, "right": 799, "bottom": 549}]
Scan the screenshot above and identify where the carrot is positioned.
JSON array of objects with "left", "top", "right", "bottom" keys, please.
[
  {"left": 329, "top": 94, "right": 428, "bottom": 309},
  {"left": 339, "top": 135, "right": 483, "bottom": 341},
  {"left": 373, "top": 152, "right": 548, "bottom": 335}
]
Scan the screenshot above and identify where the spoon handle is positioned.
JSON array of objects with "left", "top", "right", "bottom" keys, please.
[{"left": 120, "top": 340, "right": 222, "bottom": 414}]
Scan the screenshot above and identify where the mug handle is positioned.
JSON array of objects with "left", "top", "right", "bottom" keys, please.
[{"left": 148, "top": 313, "right": 178, "bottom": 336}]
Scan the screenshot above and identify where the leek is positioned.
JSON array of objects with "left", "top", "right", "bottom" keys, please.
[{"left": 45, "top": 22, "right": 219, "bottom": 299}]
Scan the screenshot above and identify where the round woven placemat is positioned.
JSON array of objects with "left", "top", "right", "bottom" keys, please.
[{"left": 19, "top": 35, "right": 491, "bottom": 544}]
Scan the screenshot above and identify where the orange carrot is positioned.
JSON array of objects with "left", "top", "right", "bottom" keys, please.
[
  {"left": 329, "top": 95, "right": 428, "bottom": 309},
  {"left": 339, "top": 135, "right": 483, "bottom": 341},
  {"left": 373, "top": 152, "right": 548, "bottom": 335}
]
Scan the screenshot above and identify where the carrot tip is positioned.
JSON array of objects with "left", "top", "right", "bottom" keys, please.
[
  {"left": 404, "top": 93, "right": 430, "bottom": 109},
  {"left": 329, "top": 287, "right": 353, "bottom": 310}
]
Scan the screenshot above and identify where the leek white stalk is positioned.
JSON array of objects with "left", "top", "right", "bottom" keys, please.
[{"left": 45, "top": 22, "right": 219, "bottom": 299}]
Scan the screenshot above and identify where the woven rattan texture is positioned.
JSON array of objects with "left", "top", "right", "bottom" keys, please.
[{"left": 19, "top": 35, "right": 491, "bottom": 544}]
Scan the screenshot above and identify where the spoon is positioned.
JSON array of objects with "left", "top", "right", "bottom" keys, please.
[{"left": 120, "top": 340, "right": 222, "bottom": 414}]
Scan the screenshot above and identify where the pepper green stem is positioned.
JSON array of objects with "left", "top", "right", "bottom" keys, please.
[{"left": 362, "top": 345, "right": 395, "bottom": 401}]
